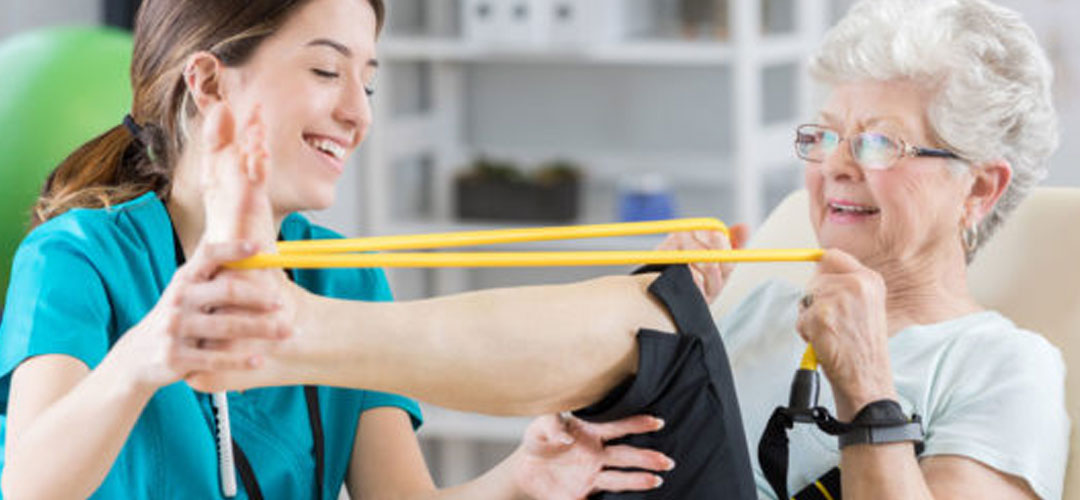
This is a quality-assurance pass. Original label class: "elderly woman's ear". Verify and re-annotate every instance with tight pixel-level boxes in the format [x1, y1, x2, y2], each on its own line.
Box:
[965, 160, 1012, 223]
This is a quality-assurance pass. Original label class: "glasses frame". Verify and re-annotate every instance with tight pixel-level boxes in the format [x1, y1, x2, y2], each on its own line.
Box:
[794, 123, 963, 170]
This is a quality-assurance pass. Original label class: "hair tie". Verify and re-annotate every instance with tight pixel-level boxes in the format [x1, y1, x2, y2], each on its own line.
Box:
[123, 114, 143, 138]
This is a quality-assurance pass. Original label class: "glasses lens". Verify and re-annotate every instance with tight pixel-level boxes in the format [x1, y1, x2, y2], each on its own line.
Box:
[796, 126, 838, 162]
[853, 132, 900, 169]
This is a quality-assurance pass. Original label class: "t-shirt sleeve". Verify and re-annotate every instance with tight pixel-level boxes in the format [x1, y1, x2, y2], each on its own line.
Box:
[0, 229, 112, 382]
[358, 391, 424, 430]
[921, 332, 1068, 500]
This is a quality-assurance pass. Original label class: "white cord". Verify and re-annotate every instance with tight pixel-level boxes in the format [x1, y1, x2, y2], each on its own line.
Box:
[211, 391, 237, 497]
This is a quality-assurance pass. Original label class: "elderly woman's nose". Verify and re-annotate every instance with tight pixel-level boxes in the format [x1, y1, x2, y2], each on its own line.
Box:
[820, 143, 864, 181]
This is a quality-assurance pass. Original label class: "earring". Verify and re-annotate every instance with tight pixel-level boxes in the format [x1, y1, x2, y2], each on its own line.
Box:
[961, 222, 979, 254]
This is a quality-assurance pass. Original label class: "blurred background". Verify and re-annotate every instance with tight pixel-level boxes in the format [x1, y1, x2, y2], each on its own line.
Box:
[1, 0, 1078, 490]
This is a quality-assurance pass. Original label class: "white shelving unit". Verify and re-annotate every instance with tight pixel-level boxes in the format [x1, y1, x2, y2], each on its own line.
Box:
[333, 0, 829, 487]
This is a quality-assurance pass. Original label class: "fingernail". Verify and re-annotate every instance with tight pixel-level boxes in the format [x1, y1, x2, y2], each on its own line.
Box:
[248, 355, 263, 368]
[654, 476, 664, 487]
[653, 417, 665, 430]
[241, 242, 255, 253]
[664, 458, 676, 470]
[559, 434, 575, 445]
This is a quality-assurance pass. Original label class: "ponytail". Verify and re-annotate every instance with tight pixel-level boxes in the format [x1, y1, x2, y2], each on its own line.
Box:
[31, 119, 168, 228]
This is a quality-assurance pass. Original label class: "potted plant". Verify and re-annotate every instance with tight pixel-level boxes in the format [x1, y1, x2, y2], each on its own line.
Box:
[455, 157, 582, 222]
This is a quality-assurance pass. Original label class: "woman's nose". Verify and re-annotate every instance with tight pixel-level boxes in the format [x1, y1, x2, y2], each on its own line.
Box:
[333, 79, 371, 137]
[820, 140, 864, 181]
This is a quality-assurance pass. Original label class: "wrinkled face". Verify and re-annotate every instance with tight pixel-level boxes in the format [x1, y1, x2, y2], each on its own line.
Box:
[805, 80, 972, 268]
[223, 0, 378, 214]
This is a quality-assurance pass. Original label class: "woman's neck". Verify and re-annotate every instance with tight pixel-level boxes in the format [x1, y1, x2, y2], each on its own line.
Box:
[874, 246, 982, 335]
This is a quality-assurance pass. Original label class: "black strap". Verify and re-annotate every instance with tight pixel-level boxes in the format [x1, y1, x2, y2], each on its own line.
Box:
[304, 385, 325, 499]
[233, 443, 264, 500]
[759, 400, 923, 500]
[759, 407, 795, 500]
[170, 221, 325, 499]
[792, 467, 841, 500]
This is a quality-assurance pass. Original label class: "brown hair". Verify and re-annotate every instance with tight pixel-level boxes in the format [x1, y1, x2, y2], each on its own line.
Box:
[32, 0, 385, 227]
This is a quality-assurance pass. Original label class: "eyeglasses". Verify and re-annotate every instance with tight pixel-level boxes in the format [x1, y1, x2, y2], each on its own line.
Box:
[794, 124, 963, 170]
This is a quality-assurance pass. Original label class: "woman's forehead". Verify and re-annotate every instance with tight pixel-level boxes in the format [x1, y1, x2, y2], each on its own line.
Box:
[268, 0, 378, 59]
[818, 81, 933, 138]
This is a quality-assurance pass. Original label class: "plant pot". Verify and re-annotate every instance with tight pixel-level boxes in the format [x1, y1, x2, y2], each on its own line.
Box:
[455, 177, 580, 222]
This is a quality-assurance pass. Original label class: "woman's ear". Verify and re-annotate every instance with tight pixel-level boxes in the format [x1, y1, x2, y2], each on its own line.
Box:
[183, 51, 229, 113]
[965, 160, 1012, 223]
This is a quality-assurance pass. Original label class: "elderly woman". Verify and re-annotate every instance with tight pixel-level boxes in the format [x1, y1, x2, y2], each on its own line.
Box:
[696, 0, 1067, 498]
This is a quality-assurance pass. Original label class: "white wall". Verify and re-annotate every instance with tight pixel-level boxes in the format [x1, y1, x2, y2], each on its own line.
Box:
[995, 0, 1080, 187]
[0, 0, 100, 41]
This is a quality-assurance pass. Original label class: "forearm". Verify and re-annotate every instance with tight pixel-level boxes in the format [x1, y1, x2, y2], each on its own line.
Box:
[2, 354, 156, 499]
[412, 450, 527, 500]
[840, 443, 933, 500]
[282, 274, 673, 415]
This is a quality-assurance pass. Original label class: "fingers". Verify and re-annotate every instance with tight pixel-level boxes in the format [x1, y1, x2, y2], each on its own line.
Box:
[818, 248, 862, 274]
[185, 276, 283, 313]
[178, 312, 291, 341]
[593, 471, 663, 493]
[242, 105, 268, 184]
[184, 241, 259, 281]
[602, 445, 675, 472]
[175, 345, 263, 373]
[591, 414, 664, 441]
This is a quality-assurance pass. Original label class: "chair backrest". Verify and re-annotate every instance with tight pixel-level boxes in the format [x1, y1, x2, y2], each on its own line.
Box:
[713, 187, 1080, 498]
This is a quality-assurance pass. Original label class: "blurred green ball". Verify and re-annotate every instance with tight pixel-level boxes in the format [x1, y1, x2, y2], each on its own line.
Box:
[0, 27, 132, 308]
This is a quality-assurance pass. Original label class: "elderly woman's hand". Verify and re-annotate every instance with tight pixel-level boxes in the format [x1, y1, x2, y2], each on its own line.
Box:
[656, 224, 749, 304]
[795, 249, 898, 421]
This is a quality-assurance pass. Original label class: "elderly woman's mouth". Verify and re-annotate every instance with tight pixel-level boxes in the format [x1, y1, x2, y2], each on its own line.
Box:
[827, 200, 881, 222]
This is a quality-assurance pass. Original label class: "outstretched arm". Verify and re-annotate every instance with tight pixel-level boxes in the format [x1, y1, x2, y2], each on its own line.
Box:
[292, 272, 674, 415]
[189, 102, 679, 415]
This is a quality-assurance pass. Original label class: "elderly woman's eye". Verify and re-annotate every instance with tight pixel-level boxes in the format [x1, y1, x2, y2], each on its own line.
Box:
[855, 133, 898, 168]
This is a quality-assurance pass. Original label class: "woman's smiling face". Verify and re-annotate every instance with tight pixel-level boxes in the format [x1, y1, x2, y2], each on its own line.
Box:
[220, 0, 379, 215]
[805, 80, 975, 268]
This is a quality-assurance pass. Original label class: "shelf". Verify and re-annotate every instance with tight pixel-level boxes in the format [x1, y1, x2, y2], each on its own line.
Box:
[380, 37, 806, 67]
[454, 147, 735, 186]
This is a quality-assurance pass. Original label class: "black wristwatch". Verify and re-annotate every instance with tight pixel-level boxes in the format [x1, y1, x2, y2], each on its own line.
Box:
[837, 399, 925, 452]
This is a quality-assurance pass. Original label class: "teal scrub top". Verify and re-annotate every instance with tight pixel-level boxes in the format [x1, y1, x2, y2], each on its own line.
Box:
[0, 192, 422, 499]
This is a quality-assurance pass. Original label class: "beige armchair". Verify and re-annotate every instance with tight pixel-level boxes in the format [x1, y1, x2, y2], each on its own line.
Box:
[713, 187, 1080, 499]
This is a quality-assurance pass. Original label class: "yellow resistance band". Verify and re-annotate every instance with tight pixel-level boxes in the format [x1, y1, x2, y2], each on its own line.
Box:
[228, 216, 823, 375]
[229, 217, 822, 270]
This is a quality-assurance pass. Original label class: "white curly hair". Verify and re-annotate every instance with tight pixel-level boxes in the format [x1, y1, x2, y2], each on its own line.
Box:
[809, 0, 1059, 260]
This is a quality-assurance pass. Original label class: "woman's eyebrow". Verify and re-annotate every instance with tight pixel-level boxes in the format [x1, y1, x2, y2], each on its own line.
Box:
[306, 38, 352, 57]
[306, 38, 378, 67]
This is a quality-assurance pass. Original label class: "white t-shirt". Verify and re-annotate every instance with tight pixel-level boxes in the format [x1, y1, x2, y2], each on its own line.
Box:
[719, 280, 1070, 500]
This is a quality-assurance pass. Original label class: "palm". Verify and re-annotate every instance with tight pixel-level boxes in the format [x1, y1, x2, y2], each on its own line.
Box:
[514, 415, 668, 500]
[518, 418, 607, 499]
